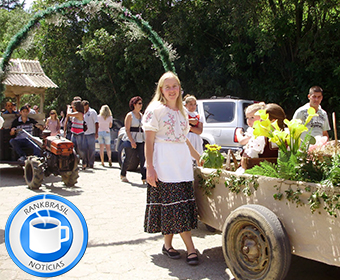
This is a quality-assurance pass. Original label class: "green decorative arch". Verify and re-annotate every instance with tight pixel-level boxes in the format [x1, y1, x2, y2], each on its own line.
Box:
[0, 0, 176, 96]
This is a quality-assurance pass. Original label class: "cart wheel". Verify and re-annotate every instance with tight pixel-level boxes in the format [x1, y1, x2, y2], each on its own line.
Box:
[62, 151, 79, 187]
[222, 204, 291, 280]
[24, 156, 44, 189]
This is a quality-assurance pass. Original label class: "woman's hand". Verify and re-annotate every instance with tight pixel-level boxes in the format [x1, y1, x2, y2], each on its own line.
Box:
[146, 166, 158, 187]
[131, 140, 137, 149]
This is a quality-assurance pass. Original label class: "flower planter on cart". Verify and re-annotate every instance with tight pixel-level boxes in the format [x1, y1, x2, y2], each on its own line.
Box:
[194, 167, 340, 280]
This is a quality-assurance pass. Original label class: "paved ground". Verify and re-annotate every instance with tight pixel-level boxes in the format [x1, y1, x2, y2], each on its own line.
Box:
[0, 162, 339, 280]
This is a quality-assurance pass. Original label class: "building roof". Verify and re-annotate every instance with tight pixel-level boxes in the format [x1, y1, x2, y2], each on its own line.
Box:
[1, 58, 58, 89]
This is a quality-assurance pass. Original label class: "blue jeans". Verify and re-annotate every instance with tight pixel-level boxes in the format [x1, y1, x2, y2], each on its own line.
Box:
[120, 141, 146, 180]
[84, 133, 96, 167]
[10, 138, 41, 158]
[71, 133, 85, 164]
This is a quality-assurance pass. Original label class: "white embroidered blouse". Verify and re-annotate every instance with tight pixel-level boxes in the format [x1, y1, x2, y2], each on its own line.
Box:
[142, 101, 190, 143]
[142, 101, 193, 183]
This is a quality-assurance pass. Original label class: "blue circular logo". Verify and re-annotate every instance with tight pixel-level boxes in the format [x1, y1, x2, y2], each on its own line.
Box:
[5, 194, 88, 277]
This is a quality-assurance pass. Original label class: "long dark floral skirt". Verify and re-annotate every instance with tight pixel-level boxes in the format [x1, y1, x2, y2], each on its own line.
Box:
[144, 180, 198, 235]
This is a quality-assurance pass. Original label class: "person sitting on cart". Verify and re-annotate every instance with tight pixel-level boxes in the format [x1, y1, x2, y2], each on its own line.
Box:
[9, 106, 44, 162]
[237, 103, 286, 173]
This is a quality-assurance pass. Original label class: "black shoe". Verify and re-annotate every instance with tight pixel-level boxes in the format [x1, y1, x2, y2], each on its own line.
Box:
[162, 245, 181, 259]
[186, 252, 199, 265]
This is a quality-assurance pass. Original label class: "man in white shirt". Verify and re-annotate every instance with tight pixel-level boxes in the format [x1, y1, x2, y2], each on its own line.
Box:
[292, 86, 330, 140]
[82, 100, 99, 168]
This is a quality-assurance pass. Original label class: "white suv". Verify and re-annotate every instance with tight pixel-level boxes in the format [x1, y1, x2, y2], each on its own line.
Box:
[196, 96, 255, 154]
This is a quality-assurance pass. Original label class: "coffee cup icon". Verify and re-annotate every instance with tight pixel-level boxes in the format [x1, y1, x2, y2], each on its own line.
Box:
[29, 217, 69, 254]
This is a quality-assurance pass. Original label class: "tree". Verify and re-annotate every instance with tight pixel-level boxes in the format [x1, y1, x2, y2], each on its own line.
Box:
[0, 0, 24, 10]
[24, 0, 166, 117]
[0, 7, 31, 57]
[2, 0, 340, 136]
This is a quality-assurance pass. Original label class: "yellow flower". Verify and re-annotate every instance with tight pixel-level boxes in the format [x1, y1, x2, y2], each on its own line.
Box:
[205, 144, 221, 151]
[271, 120, 281, 131]
[253, 119, 272, 138]
[284, 119, 307, 138]
[284, 118, 302, 129]
[289, 120, 308, 139]
[270, 130, 288, 151]
[255, 109, 269, 120]
[305, 107, 318, 125]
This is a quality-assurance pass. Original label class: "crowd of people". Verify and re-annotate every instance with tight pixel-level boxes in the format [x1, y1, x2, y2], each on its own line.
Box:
[0, 71, 332, 267]
[0, 98, 114, 169]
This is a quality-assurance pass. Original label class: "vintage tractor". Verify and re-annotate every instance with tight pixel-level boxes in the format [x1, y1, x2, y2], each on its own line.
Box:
[21, 129, 79, 189]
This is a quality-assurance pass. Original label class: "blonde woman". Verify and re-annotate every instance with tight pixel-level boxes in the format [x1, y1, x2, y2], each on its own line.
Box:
[97, 105, 113, 166]
[142, 72, 201, 266]
[45, 109, 61, 136]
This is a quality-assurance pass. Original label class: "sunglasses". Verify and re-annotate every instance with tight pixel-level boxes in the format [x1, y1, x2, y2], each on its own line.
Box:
[50, 113, 56, 115]
[137, 102, 143, 105]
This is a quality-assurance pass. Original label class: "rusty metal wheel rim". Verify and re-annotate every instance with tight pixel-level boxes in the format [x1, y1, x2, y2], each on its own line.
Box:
[227, 220, 270, 278]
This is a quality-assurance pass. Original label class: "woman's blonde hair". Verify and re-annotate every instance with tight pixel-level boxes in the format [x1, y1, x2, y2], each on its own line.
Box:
[50, 109, 58, 118]
[152, 72, 186, 117]
[99, 105, 112, 120]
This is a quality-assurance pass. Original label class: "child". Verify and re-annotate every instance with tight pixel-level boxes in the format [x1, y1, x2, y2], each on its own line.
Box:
[184, 94, 203, 157]
[236, 102, 265, 146]
[237, 103, 286, 173]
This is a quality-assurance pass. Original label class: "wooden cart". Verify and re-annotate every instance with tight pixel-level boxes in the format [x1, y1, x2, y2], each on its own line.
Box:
[194, 167, 340, 280]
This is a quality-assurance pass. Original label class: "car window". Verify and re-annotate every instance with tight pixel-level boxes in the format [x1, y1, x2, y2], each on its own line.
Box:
[203, 102, 235, 123]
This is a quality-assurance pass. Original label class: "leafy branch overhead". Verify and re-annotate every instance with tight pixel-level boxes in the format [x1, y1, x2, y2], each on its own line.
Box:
[0, 0, 176, 108]
[1, 0, 340, 133]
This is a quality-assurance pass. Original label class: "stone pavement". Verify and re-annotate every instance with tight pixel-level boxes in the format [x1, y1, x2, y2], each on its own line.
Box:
[0, 162, 339, 280]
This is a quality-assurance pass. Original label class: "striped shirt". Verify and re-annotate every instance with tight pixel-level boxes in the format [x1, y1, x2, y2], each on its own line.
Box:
[71, 116, 84, 135]
[11, 117, 37, 139]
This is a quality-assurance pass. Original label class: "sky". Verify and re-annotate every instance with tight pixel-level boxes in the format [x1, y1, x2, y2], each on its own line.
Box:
[24, 0, 34, 10]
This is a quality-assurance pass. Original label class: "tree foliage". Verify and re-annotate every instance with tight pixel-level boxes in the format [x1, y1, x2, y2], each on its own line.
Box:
[1, 0, 340, 137]
[0, 0, 24, 10]
[0, 7, 31, 58]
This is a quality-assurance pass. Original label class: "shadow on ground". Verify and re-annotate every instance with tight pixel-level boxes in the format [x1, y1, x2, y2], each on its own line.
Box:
[87, 233, 163, 248]
[0, 167, 24, 187]
[284, 255, 340, 280]
[151, 246, 229, 280]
